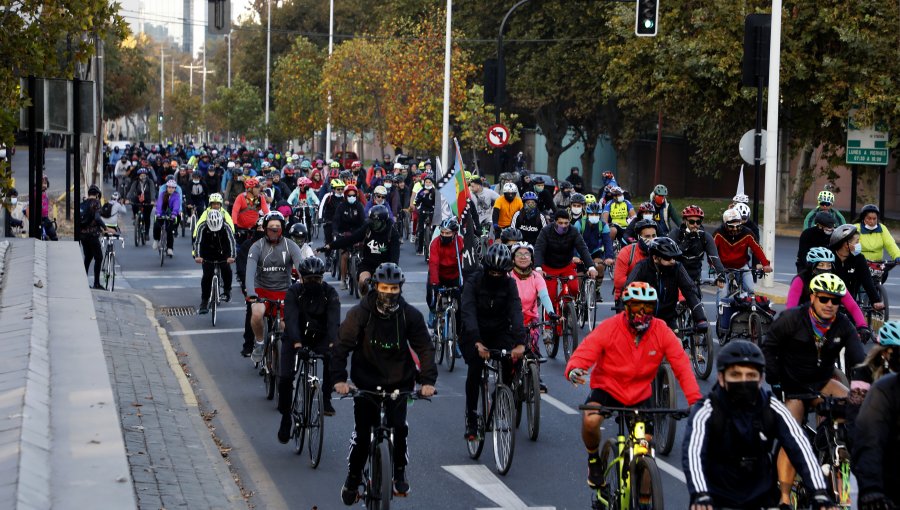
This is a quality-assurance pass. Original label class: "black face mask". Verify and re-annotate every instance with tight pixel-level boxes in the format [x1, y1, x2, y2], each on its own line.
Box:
[725, 381, 760, 408]
[376, 291, 401, 315]
[658, 264, 676, 275]
[504, 193, 515, 202]
[440, 236, 453, 245]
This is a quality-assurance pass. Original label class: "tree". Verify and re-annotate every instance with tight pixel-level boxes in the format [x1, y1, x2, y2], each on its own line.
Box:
[166, 83, 202, 140]
[103, 34, 152, 121]
[456, 84, 521, 167]
[272, 36, 324, 145]
[207, 78, 263, 138]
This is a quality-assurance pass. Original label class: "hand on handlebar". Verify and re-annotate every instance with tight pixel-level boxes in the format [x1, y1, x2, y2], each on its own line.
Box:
[568, 368, 587, 385]
[419, 384, 436, 398]
[510, 344, 525, 363]
[547, 311, 560, 321]
[587, 266, 598, 277]
[873, 302, 886, 311]
[475, 342, 490, 360]
[760, 264, 773, 273]
[194, 257, 203, 263]
[334, 382, 354, 395]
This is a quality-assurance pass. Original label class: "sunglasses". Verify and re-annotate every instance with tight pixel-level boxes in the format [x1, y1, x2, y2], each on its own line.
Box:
[816, 295, 840, 305]
[375, 194, 386, 199]
[686, 219, 702, 225]
[626, 302, 655, 314]
[820, 202, 832, 207]
[726, 222, 742, 229]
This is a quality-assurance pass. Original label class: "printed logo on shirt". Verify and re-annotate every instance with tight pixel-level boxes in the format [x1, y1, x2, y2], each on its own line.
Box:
[366, 239, 386, 254]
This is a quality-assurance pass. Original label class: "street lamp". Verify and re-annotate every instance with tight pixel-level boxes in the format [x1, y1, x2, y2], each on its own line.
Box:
[324, 0, 334, 161]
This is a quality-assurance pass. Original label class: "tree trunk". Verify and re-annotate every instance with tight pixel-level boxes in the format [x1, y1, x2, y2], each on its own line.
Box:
[535, 104, 577, 181]
[578, 117, 601, 192]
[788, 143, 815, 218]
[858, 166, 880, 206]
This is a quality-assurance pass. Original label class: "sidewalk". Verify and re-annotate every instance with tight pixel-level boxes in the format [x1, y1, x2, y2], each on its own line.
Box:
[93, 290, 246, 510]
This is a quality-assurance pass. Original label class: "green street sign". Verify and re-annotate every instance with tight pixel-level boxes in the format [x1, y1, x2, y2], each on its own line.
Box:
[847, 109, 889, 166]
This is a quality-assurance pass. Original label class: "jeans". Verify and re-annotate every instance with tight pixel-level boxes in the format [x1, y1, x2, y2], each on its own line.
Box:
[716, 264, 754, 308]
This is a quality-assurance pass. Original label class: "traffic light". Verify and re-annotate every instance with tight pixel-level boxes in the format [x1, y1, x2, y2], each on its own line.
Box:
[158, 111, 163, 124]
[635, 0, 659, 37]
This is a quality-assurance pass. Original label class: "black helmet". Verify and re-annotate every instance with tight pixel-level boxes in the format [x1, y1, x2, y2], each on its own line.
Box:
[298, 256, 326, 276]
[570, 193, 586, 205]
[860, 204, 880, 216]
[440, 217, 459, 233]
[368, 205, 391, 232]
[716, 340, 765, 373]
[373, 262, 405, 285]
[559, 180, 573, 190]
[263, 211, 286, 230]
[632, 218, 658, 235]
[648, 237, 682, 259]
[88, 184, 102, 198]
[500, 227, 523, 244]
[483, 243, 513, 272]
[288, 223, 308, 243]
[7, 187, 18, 196]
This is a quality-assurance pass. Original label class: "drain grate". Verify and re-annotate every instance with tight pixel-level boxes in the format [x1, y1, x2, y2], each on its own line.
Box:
[159, 306, 196, 317]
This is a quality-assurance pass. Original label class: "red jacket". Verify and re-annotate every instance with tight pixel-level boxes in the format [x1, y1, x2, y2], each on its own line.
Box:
[713, 226, 770, 269]
[231, 191, 270, 230]
[565, 313, 702, 406]
[613, 243, 647, 299]
[428, 235, 464, 285]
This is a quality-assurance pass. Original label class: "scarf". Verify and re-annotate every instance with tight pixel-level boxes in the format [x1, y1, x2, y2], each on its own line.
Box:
[512, 266, 533, 278]
[808, 306, 835, 345]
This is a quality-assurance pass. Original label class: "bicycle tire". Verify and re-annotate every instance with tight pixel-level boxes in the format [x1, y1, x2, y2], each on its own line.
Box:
[109, 252, 117, 292]
[348, 255, 358, 297]
[630, 455, 664, 509]
[691, 329, 713, 380]
[584, 279, 596, 329]
[265, 334, 279, 401]
[368, 439, 392, 510]
[546, 319, 560, 359]
[492, 384, 516, 475]
[466, 375, 488, 460]
[653, 363, 677, 455]
[210, 275, 219, 327]
[292, 372, 307, 455]
[598, 438, 624, 510]
[159, 233, 166, 267]
[134, 219, 140, 247]
[526, 360, 541, 441]
[101, 251, 111, 290]
[446, 306, 457, 372]
[748, 311, 763, 345]
[562, 301, 579, 362]
[308, 381, 325, 468]
[433, 315, 445, 366]
[591, 293, 601, 330]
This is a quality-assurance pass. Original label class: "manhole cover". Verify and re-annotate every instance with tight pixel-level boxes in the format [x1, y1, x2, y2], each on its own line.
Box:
[159, 306, 196, 317]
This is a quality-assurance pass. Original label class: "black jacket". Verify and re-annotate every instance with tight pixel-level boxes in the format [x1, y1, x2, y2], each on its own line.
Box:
[625, 258, 706, 324]
[460, 270, 525, 353]
[534, 224, 593, 269]
[852, 373, 900, 504]
[762, 303, 864, 392]
[283, 280, 340, 349]
[833, 252, 880, 303]
[512, 209, 546, 245]
[331, 293, 437, 391]
[235, 233, 262, 285]
[670, 227, 725, 282]
[192, 223, 236, 260]
[534, 188, 555, 215]
[333, 200, 366, 234]
[329, 223, 400, 269]
[795, 226, 832, 272]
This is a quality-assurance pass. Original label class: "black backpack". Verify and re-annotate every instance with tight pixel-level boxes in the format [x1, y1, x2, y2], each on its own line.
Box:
[79, 200, 97, 228]
[100, 202, 114, 218]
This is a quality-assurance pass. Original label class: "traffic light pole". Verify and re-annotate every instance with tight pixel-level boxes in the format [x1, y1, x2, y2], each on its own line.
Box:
[494, 0, 530, 181]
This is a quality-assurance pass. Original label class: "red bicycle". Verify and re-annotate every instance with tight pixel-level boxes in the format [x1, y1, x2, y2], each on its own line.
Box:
[543, 274, 581, 362]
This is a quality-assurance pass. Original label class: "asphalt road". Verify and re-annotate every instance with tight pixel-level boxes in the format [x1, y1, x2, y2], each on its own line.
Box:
[100, 208, 884, 509]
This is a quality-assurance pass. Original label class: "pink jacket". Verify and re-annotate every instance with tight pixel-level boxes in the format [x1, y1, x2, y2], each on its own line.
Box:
[786, 276, 866, 328]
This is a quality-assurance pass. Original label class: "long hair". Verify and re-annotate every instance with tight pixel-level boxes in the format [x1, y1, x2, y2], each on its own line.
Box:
[857, 344, 893, 382]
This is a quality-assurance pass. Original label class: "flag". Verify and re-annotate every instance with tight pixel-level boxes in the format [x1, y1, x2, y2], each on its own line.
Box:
[436, 139, 471, 221]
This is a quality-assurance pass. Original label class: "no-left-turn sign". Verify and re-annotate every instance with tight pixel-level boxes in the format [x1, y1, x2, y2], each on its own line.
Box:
[487, 124, 510, 148]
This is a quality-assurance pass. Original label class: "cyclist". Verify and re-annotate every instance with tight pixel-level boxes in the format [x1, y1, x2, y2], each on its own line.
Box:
[460, 244, 526, 439]
[803, 190, 846, 229]
[414, 174, 436, 255]
[153, 180, 181, 256]
[670, 205, 725, 291]
[713, 208, 772, 305]
[277, 256, 341, 443]
[762, 273, 865, 508]
[534, 209, 599, 309]
[581, 202, 615, 294]
[601, 186, 635, 242]
[532, 176, 555, 216]
[854, 204, 900, 262]
[322, 204, 398, 294]
[100, 192, 128, 233]
[231, 177, 270, 242]
[649, 184, 680, 236]
[795, 211, 836, 272]
[567, 193, 587, 231]
[683, 341, 835, 510]
[510, 242, 557, 371]
[333, 263, 436, 503]
[848, 322, 900, 450]
[510, 191, 546, 245]
[244, 211, 306, 363]
[193, 209, 236, 313]
[269, 171, 291, 203]
[127, 168, 156, 240]
[426, 217, 464, 326]
[80, 185, 110, 289]
[621, 201, 656, 244]
[499, 226, 523, 248]
[318, 179, 345, 243]
[193, 193, 234, 235]
[553, 180, 574, 210]
[236, 217, 265, 357]
[364, 185, 394, 219]
[612, 219, 657, 301]
[566, 282, 702, 492]
[829, 224, 884, 311]
[223, 164, 247, 208]
[287, 223, 315, 261]
[332, 184, 366, 289]
[491, 182, 523, 238]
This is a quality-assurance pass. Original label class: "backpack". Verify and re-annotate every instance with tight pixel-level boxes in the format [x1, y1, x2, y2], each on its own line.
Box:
[79, 200, 96, 228]
[100, 202, 114, 219]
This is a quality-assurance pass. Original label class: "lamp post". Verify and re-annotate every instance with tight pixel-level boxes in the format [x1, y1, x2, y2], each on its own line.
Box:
[324, 0, 334, 160]
[264, 0, 272, 148]
[493, 0, 530, 180]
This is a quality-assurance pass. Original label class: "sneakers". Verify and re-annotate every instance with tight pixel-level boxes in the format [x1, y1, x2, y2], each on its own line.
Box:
[152, 240, 159, 250]
[250, 341, 264, 363]
[340, 280, 348, 290]
[539, 381, 548, 394]
[464, 415, 478, 440]
[323, 400, 336, 417]
[393, 466, 409, 496]
[223, 291, 231, 303]
[587, 451, 604, 488]
[198, 302, 209, 315]
[341, 474, 361, 505]
[277, 414, 292, 444]
[240, 346, 252, 358]
[166, 248, 173, 257]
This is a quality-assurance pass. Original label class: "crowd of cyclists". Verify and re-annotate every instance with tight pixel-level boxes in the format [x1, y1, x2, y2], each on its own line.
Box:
[89, 141, 900, 509]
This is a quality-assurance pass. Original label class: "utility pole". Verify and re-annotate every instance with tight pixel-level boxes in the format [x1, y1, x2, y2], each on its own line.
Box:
[325, 0, 334, 159]
[181, 62, 203, 94]
[160, 48, 166, 144]
[264, 0, 272, 148]
[199, 46, 215, 143]
[227, 32, 232, 88]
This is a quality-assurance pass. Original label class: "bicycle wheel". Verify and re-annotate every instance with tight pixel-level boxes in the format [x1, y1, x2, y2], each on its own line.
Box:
[562, 301, 579, 362]
[348, 256, 358, 297]
[265, 334, 279, 401]
[101, 251, 111, 289]
[492, 385, 516, 475]
[433, 314, 445, 366]
[134, 220, 140, 247]
[691, 329, 713, 380]
[652, 363, 677, 455]
[307, 381, 325, 468]
[210, 275, 219, 327]
[108, 252, 116, 292]
[367, 439, 392, 510]
[159, 235, 166, 267]
[525, 360, 541, 441]
[630, 456, 664, 510]
[446, 307, 457, 372]
[292, 376, 307, 455]
[598, 439, 624, 510]
[584, 279, 596, 330]
[466, 375, 488, 460]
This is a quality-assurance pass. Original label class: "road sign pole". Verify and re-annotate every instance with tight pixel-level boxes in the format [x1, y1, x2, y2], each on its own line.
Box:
[850, 165, 858, 220]
[880, 165, 886, 216]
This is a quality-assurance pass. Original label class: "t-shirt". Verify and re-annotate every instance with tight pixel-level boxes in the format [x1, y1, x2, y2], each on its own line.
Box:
[603, 200, 633, 226]
[493, 195, 523, 227]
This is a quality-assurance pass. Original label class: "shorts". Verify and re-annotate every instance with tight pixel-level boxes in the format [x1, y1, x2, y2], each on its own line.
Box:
[585, 387, 651, 409]
[254, 288, 286, 316]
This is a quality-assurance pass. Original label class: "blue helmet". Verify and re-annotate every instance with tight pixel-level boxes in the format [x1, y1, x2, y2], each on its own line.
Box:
[522, 191, 538, 202]
[806, 246, 835, 265]
[877, 321, 900, 346]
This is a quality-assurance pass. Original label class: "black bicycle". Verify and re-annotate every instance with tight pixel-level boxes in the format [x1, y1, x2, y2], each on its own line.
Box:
[651, 363, 678, 455]
[857, 259, 895, 331]
[514, 321, 553, 441]
[100, 232, 125, 292]
[716, 268, 773, 346]
[133, 206, 148, 247]
[466, 348, 518, 475]
[256, 297, 284, 402]
[432, 286, 460, 372]
[290, 348, 326, 468]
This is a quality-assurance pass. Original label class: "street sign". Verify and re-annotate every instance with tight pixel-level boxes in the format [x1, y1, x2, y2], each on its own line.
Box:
[739, 128, 767, 165]
[487, 124, 510, 148]
[847, 109, 889, 166]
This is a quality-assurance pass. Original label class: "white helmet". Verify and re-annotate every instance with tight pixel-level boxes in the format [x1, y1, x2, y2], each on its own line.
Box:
[227, 161, 236, 169]
[722, 208, 742, 224]
[211, 149, 218, 156]
[732, 193, 749, 204]
[502, 182, 518, 194]
[393, 162, 404, 170]
[734, 202, 751, 220]
[374, 185, 388, 195]
[207, 209, 224, 232]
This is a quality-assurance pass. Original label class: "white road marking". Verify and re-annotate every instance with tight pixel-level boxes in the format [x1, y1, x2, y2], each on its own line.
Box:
[443, 464, 556, 510]
[541, 394, 579, 415]
[168, 328, 244, 336]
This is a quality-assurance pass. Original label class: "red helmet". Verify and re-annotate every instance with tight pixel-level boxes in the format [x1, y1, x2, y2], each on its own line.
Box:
[344, 184, 359, 195]
[244, 177, 259, 189]
[638, 201, 654, 213]
[351, 161, 362, 168]
[283, 166, 295, 176]
[681, 205, 704, 218]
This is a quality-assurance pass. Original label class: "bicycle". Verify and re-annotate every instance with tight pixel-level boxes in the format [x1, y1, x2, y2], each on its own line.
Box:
[256, 297, 284, 402]
[290, 347, 326, 468]
[651, 363, 678, 455]
[674, 281, 717, 380]
[155, 215, 173, 267]
[342, 388, 432, 510]
[416, 209, 434, 258]
[578, 404, 689, 509]
[577, 272, 599, 330]
[466, 348, 518, 475]
[785, 393, 852, 509]
[207, 261, 227, 327]
[514, 321, 553, 441]
[100, 233, 125, 292]
[40, 218, 57, 241]
[716, 268, 774, 346]
[432, 286, 460, 372]
[347, 243, 362, 298]
[474, 220, 492, 264]
[132, 206, 148, 247]
[543, 274, 581, 362]
[181, 204, 198, 239]
[856, 259, 895, 331]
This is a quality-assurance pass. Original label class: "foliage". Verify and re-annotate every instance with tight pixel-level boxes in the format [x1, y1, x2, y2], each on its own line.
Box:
[103, 34, 153, 120]
[272, 36, 324, 144]
[207, 78, 264, 138]
[456, 83, 521, 153]
[165, 82, 202, 139]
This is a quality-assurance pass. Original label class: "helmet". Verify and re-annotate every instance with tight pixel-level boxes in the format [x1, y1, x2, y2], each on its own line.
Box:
[500, 172, 515, 182]
[440, 217, 459, 233]
[829, 224, 858, 247]
[860, 204, 880, 217]
[263, 211, 286, 229]
[522, 191, 538, 202]
[482, 243, 513, 272]
[806, 247, 835, 265]
[584, 194, 598, 204]
[586, 203, 602, 215]
[559, 180, 573, 190]
[716, 340, 765, 372]
[263, 188, 275, 200]
[300, 159, 312, 169]
[283, 166, 295, 176]
[368, 205, 391, 232]
[7, 187, 17, 196]
[511, 242, 534, 259]
[732, 193, 750, 204]
[351, 161, 362, 169]
[681, 205, 704, 218]
[206, 209, 224, 232]
[653, 184, 668, 196]
[809, 273, 847, 297]
[722, 208, 742, 224]
[315, 159, 324, 166]
[570, 193, 586, 204]
[328, 160, 340, 169]
[393, 162, 403, 170]
[817, 190, 836, 204]
[502, 182, 518, 194]
[330, 179, 345, 189]
[298, 256, 326, 276]
[876, 320, 900, 346]
[227, 161, 236, 169]
[373, 185, 388, 196]
[734, 203, 751, 220]
[632, 219, 657, 234]
[638, 201, 654, 213]
[373, 262, 405, 285]
[288, 222, 308, 243]
[111, 191, 120, 201]
[88, 184, 102, 197]
[298, 177, 312, 187]
[137, 168, 149, 176]
[192, 170, 202, 179]
[344, 184, 359, 195]
[609, 186, 624, 195]
[622, 281, 658, 303]
[648, 237, 683, 259]
[244, 177, 259, 189]
[208, 193, 224, 205]
[500, 227, 523, 244]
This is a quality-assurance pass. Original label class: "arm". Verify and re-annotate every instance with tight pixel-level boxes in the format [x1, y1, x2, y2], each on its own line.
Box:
[533, 228, 548, 267]
[882, 226, 900, 259]
[325, 286, 341, 343]
[802, 209, 816, 229]
[287, 187, 300, 206]
[317, 195, 328, 220]
[428, 237, 440, 285]
[770, 397, 828, 493]
[231, 194, 243, 222]
[244, 241, 260, 295]
[563, 324, 605, 379]
[703, 232, 726, 275]
[331, 308, 362, 384]
[406, 309, 438, 386]
[283, 283, 303, 346]
[682, 400, 712, 497]
[329, 223, 367, 250]
[613, 247, 631, 298]
[761, 318, 782, 386]
[507, 280, 526, 345]
[388, 228, 400, 264]
[841, 292, 868, 328]
[601, 228, 614, 259]
[857, 256, 882, 302]
[851, 380, 893, 497]
[459, 277, 481, 347]
[192, 224, 204, 258]
[745, 235, 770, 266]
[677, 264, 706, 322]
[841, 327, 866, 372]
[786, 277, 804, 308]
[573, 229, 594, 265]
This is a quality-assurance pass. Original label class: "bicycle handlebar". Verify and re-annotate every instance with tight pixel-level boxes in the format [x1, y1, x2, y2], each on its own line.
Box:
[340, 387, 436, 402]
[577, 404, 691, 420]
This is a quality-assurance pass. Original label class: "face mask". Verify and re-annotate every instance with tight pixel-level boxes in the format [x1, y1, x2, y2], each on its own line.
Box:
[347, 196, 357, 204]
[654, 196, 665, 205]
[534, 185, 544, 193]
[616, 196, 624, 203]
[440, 236, 453, 245]
[627, 308, 653, 332]
[555, 224, 569, 235]
[724, 380, 760, 408]
[658, 264, 676, 275]
[9, 198, 17, 205]
[192, 179, 200, 184]
[562, 191, 571, 198]
[570, 206, 583, 216]
[335, 191, 344, 197]
[384, 182, 393, 189]
[376, 291, 401, 315]
[266, 228, 282, 243]
[424, 184, 434, 190]
[588, 215, 600, 224]
[864, 223, 877, 230]
[822, 227, 834, 235]
[852, 243, 862, 256]
[504, 193, 516, 202]
[642, 214, 653, 221]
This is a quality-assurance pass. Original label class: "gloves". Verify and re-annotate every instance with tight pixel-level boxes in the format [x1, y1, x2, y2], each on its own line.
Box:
[810, 490, 836, 510]
[857, 326, 873, 344]
[548, 311, 560, 321]
[690, 493, 713, 506]
[694, 320, 709, 333]
[770, 383, 784, 401]
[859, 493, 895, 510]
[567, 367, 587, 384]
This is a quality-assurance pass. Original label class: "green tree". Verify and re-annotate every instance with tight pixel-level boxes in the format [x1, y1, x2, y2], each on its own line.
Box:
[166, 82, 202, 140]
[456, 83, 521, 165]
[103, 34, 152, 120]
[272, 36, 324, 145]
[207, 78, 263, 138]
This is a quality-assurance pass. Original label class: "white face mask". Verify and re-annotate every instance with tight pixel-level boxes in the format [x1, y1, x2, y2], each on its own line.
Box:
[424, 184, 433, 190]
[864, 223, 877, 230]
[642, 214, 653, 221]
[9, 197, 17, 205]
[347, 196, 357, 204]
[385, 182, 393, 189]
[616, 196, 624, 203]
[571, 206, 583, 216]
[852, 243, 862, 256]
[588, 216, 600, 224]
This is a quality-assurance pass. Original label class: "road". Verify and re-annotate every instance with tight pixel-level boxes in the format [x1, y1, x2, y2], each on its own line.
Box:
[102, 214, 883, 509]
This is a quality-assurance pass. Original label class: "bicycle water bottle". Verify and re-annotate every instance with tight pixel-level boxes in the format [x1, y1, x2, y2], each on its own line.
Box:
[633, 422, 649, 456]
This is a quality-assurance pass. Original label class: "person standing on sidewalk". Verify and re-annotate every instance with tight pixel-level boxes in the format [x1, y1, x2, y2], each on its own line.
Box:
[80, 185, 108, 289]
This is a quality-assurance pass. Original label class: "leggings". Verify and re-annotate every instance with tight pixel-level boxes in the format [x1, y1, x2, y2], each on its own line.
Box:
[81, 236, 103, 286]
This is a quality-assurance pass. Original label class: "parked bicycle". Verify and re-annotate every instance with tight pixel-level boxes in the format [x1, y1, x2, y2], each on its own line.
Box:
[100, 233, 125, 292]
[466, 348, 518, 475]
[432, 286, 460, 372]
[290, 347, 326, 468]
[543, 274, 581, 361]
